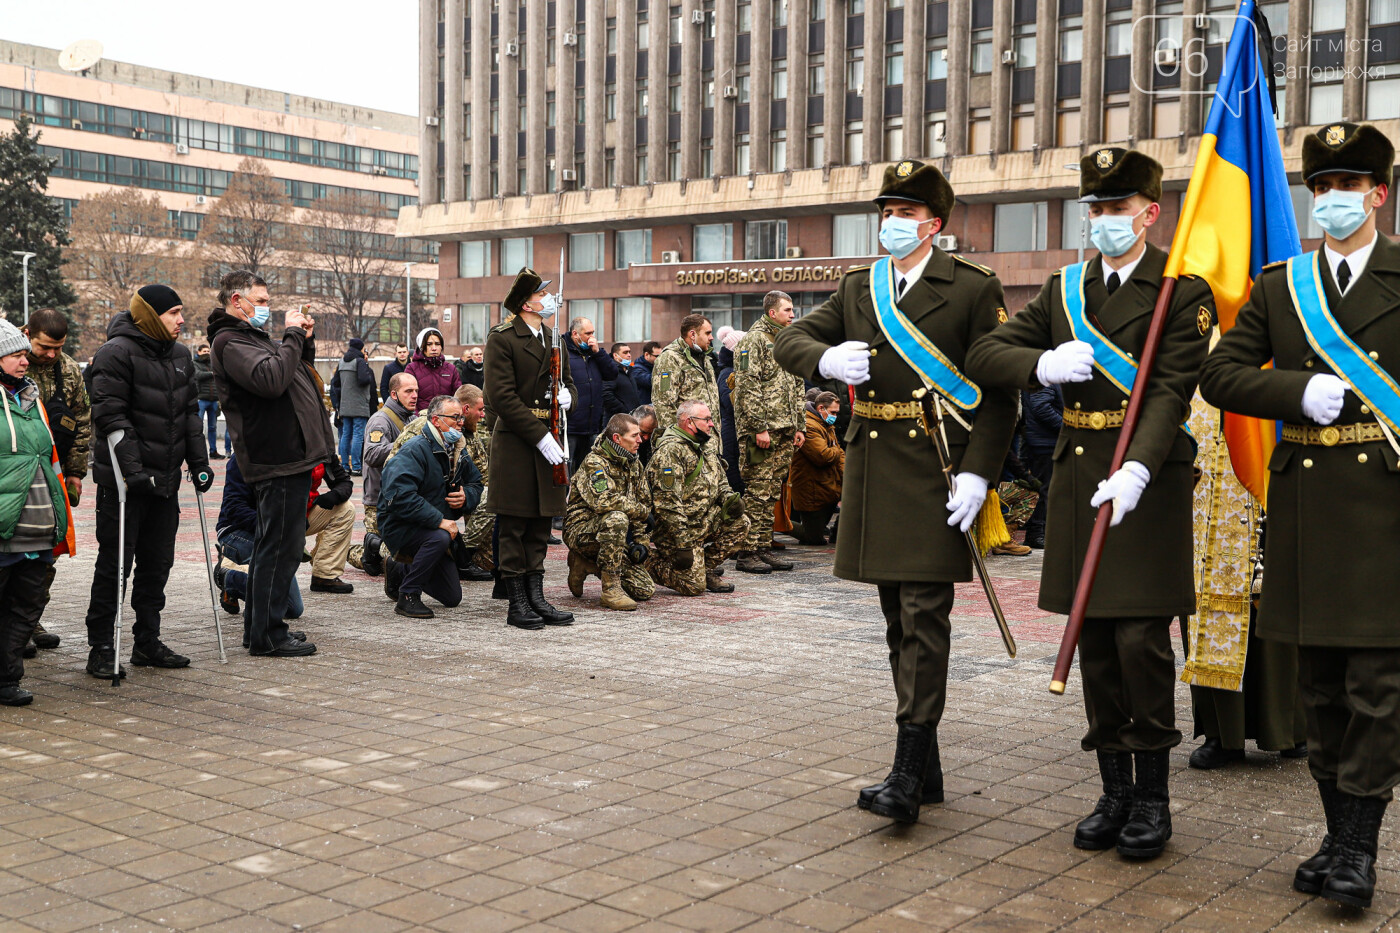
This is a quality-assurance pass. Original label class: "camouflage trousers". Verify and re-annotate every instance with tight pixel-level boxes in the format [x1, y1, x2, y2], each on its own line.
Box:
[565, 511, 655, 601]
[739, 429, 797, 550]
[347, 505, 379, 571]
[647, 508, 750, 596]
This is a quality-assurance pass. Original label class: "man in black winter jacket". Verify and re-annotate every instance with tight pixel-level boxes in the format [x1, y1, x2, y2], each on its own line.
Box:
[208, 271, 334, 658]
[564, 317, 619, 472]
[83, 285, 212, 679]
[602, 342, 642, 419]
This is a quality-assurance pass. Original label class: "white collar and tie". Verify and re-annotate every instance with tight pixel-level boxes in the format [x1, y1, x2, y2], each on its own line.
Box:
[893, 249, 934, 301]
[1101, 252, 1143, 295]
[1324, 232, 1378, 296]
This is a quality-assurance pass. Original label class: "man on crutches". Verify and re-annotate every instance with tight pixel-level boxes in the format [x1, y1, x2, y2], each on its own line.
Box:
[83, 285, 212, 679]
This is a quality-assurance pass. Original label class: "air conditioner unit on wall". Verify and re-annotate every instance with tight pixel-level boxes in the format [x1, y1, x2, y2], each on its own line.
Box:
[195, 195, 207, 205]
[936, 234, 958, 251]
[661, 250, 681, 263]
[71, 119, 82, 130]
[505, 41, 519, 56]
[175, 143, 190, 154]
[425, 115, 440, 126]
[722, 85, 738, 99]
[561, 168, 578, 181]
[562, 31, 577, 46]
[785, 246, 803, 259]
[690, 9, 705, 24]
[1001, 50, 1017, 65]
[1154, 48, 1179, 67]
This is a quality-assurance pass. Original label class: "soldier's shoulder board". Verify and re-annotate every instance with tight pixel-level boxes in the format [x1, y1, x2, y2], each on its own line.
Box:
[1259, 259, 1289, 274]
[490, 321, 513, 334]
[844, 264, 871, 274]
[953, 255, 995, 276]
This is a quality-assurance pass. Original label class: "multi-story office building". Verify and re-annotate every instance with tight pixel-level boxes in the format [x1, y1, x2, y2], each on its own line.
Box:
[0, 40, 436, 351]
[403, 0, 1400, 354]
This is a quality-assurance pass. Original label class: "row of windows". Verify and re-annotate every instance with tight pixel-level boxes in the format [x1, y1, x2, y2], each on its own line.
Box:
[455, 296, 652, 346]
[0, 88, 419, 180]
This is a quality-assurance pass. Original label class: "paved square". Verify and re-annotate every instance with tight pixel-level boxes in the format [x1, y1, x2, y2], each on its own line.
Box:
[0, 475, 1391, 930]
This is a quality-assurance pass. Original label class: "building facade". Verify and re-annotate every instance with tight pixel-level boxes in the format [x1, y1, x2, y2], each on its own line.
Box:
[402, 0, 1400, 352]
[0, 40, 437, 353]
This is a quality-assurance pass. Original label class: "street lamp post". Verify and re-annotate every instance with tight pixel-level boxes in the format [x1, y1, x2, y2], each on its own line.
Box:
[404, 262, 417, 346]
[11, 251, 36, 320]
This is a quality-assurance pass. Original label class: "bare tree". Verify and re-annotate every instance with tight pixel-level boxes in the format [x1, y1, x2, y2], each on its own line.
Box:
[195, 157, 290, 282]
[300, 191, 406, 348]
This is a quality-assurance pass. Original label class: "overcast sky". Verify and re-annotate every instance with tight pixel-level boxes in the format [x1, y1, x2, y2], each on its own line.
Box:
[6, 1, 419, 115]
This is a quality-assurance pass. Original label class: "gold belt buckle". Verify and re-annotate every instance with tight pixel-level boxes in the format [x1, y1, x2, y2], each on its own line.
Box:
[1088, 411, 1108, 430]
[1318, 426, 1341, 447]
[879, 403, 897, 421]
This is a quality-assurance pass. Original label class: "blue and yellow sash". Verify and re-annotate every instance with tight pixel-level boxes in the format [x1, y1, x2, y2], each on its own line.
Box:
[1287, 252, 1400, 437]
[868, 257, 982, 410]
[1059, 261, 1143, 396]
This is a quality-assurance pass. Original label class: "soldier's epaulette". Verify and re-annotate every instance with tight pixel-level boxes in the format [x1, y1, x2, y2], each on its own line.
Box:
[953, 255, 995, 276]
[844, 264, 871, 274]
[1259, 259, 1289, 274]
[490, 321, 513, 333]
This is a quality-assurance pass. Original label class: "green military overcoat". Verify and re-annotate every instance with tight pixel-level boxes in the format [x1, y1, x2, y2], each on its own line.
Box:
[1200, 235, 1400, 647]
[774, 248, 1019, 583]
[482, 315, 576, 518]
[965, 243, 1215, 617]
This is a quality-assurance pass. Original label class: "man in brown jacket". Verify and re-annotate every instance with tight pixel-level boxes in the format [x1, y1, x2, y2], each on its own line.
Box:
[788, 391, 844, 545]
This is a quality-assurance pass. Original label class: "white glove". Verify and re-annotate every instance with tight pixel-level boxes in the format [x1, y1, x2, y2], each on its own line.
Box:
[1301, 374, 1347, 426]
[1037, 340, 1096, 386]
[818, 341, 872, 385]
[1089, 461, 1151, 527]
[945, 472, 989, 533]
[536, 434, 566, 465]
[556, 386, 572, 411]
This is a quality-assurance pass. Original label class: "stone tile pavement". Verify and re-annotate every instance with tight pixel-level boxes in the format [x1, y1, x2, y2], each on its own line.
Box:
[0, 474, 1393, 930]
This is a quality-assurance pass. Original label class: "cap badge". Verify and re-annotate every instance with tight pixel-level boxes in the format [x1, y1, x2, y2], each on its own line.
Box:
[1326, 124, 1346, 147]
[1095, 149, 1115, 169]
[895, 160, 915, 178]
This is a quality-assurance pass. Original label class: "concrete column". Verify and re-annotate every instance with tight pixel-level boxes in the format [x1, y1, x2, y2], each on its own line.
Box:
[526, 0, 547, 193]
[989, 0, 1011, 153]
[1344, 0, 1365, 120]
[420, 0, 441, 204]
[863, 0, 887, 163]
[787, 0, 810, 171]
[647, 2, 667, 182]
[1033, 0, 1057, 150]
[1181, 0, 1205, 141]
[1287, 0, 1312, 128]
[500, 5, 521, 197]
[752, 0, 773, 172]
[618, 0, 638, 185]
[715, 0, 736, 176]
[681, 0, 702, 178]
[946, 0, 970, 155]
[823, 3, 845, 166]
[467, 0, 487, 200]
[1128, 0, 1152, 142]
[903, 0, 927, 158]
[560, 0, 578, 185]
[1081, 0, 1105, 146]
[585, 0, 606, 187]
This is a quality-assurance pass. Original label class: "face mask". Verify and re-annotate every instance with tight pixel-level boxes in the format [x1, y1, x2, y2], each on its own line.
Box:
[691, 427, 710, 446]
[824, 413, 837, 425]
[1313, 187, 1376, 240]
[250, 306, 270, 328]
[442, 426, 462, 445]
[879, 216, 929, 260]
[1088, 206, 1148, 258]
[535, 293, 559, 319]
[620, 358, 633, 367]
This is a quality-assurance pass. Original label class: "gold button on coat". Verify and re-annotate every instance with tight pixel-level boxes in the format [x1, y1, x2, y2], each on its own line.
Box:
[1362, 405, 1372, 414]
[1370, 351, 1380, 360]
[869, 430, 879, 439]
[869, 347, 878, 356]
[1074, 402, 1082, 410]
[1305, 360, 1314, 368]
[1359, 453, 1369, 463]
[868, 390, 876, 398]
[1074, 446, 1085, 455]
[908, 429, 918, 438]
[1303, 458, 1314, 468]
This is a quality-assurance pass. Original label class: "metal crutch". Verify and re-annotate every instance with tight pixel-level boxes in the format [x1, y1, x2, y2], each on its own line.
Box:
[106, 430, 127, 688]
[191, 472, 228, 663]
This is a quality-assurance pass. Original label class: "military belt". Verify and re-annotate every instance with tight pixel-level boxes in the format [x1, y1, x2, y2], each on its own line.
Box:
[1281, 422, 1386, 447]
[853, 399, 922, 421]
[528, 407, 550, 420]
[1062, 408, 1126, 430]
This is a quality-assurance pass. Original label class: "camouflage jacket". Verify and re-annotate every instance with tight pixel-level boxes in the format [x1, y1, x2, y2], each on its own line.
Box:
[732, 313, 804, 436]
[565, 435, 651, 541]
[651, 337, 720, 431]
[27, 351, 91, 480]
[647, 425, 730, 549]
[463, 423, 489, 486]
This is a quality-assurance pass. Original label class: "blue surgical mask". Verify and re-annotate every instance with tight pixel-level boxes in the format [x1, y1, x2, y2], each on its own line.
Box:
[620, 358, 633, 367]
[442, 427, 462, 445]
[1088, 206, 1148, 258]
[250, 306, 270, 328]
[1313, 187, 1376, 240]
[878, 216, 929, 260]
[824, 413, 837, 425]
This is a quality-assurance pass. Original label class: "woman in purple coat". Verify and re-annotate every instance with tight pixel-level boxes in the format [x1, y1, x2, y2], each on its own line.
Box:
[404, 327, 461, 402]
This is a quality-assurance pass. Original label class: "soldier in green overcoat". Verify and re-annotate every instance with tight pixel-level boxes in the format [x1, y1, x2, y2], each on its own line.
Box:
[774, 160, 1018, 825]
[1200, 122, 1400, 909]
[965, 148, 1215, 861]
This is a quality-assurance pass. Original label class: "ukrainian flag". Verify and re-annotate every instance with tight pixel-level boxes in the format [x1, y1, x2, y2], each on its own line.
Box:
[1165, 0, 1299, 504]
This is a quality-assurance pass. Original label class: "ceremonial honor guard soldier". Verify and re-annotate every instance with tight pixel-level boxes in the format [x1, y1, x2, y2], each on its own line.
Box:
[483, 269, 577, 630]
[1201, 122, 1400, 909]
[774, 160, 1018, 825]
[966, 148, 1216, 860]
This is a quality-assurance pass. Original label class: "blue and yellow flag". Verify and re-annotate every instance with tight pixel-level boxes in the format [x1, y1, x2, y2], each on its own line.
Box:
[1164, 0, 1299, 504]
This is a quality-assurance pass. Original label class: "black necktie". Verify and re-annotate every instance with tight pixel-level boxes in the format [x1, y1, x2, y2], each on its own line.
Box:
[1106, 272, 1120, 295]
[1338, 259, 1352, 293]
[897, 277, 907, 298]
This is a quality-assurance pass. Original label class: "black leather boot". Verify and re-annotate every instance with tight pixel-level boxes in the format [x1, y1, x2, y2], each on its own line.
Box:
[492, 572, 508, 600]
[1116, 750, 1172, 859]
[361, 534, 384, 576]
[505, 576, 545, 630]
[525, 573, 574, 626]
[868, 723, 934, 823]
[859, 731, 944, 810]
[1294, 779, 1341, 895]
[1073, 751, 1134, 850]
[1321, 794, 1387, 909]
[383, 560, 404, 601]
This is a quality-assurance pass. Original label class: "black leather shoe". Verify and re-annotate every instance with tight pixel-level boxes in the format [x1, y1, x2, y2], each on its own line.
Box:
[505, 576, 545, 630]
[1117, 750, 1173, 859]
[130, 641, 191, 668]
[1295, 780, 1340, 895]
[395, 591, 435, 619]
[869, 723, 934, 823]
[0, 686, 33, 706]
[1188, 737, 1245, 770]
[22, 641, 36, 659]
[1073, 751, 1134, 850]
[242, 630, 305, 649]
[548, 534, 563, 545]
[1025, 534, 1045, 549]
[384, 561, 404, 601]
[859, 733, 944, 810]
[209, 451, 226, 460]
[492, 573, 508, 600]
[525, 573, 574, 625]
[1321, 794, 1387, 909]
[459, 563, 493, 582]
[360, 534, 385, 576]
[1280, 741, 1309, 759]
[86, 646, 127, 680]
[31, 623, 59, 650]
[310, 576, 354, 593]
[251, 639, 317, 657]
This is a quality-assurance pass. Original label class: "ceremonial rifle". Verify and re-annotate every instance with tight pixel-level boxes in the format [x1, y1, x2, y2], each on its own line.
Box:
[548, 249, 569, 487]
